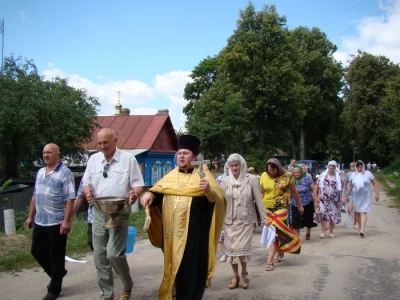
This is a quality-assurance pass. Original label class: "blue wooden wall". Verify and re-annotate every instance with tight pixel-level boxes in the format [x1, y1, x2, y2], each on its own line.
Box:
[135, 151, 176, 187]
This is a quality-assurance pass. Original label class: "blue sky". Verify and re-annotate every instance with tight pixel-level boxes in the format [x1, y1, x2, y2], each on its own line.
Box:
[2, 0, 399, 130]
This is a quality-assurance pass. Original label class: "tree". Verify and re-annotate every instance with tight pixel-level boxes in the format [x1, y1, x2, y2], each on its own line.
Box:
[183, 56, 218, 120]
[342, 51, 400, 165]
[382, 74, 400, 159]
[217, 3, 305, 155]
[0, 55, 100, 181]
[290, 26, 344, 159]
[186, 78, 251, 159]
[182, 2, 347, 164]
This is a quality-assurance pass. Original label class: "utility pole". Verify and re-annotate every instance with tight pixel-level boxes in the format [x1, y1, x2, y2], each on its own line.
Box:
[0, 19, 4, 71]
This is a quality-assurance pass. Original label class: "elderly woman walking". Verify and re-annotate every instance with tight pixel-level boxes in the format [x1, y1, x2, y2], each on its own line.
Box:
[316, 161, 343, 238]
[260, 158, 303, 272]
[221, 154, 267, 289]
[345, 160, 379, 237]
[291, 165, 318, 240]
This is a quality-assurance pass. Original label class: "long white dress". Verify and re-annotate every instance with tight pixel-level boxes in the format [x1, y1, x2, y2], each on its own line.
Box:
[349, 171, 375, 213]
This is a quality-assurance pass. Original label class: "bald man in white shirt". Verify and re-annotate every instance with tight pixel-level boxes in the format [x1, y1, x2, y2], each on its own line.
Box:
[82, 128, 144, 300]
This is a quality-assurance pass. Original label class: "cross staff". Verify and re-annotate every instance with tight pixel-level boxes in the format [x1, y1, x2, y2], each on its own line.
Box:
[191, 154, 210, 179]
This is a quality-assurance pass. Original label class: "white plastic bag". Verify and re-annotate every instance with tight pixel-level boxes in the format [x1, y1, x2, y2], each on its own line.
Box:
[344, 213, 353, 229]
[260, 225, 276, 248]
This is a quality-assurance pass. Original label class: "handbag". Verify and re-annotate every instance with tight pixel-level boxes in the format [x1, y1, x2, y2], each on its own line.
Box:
[313, 207, 322, 224]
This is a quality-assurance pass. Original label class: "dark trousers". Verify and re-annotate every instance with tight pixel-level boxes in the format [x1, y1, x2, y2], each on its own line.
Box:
[31, 223, 67, 295]
[87, 223, 94, 251]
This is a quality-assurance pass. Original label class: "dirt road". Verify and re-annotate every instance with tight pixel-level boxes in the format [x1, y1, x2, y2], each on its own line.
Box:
[1, 188, 400, 300]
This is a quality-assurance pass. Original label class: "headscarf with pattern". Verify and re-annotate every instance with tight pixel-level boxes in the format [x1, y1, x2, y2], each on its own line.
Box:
[318, 160, 342, 191]
[293, 164, 307, 184]
[265, 158, 286, 179]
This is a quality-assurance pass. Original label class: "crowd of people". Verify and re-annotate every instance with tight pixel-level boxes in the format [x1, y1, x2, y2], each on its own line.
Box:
[23, 132, 380, 300]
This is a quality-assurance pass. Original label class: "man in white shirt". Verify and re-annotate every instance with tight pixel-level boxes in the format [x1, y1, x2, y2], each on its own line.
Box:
[82, 128, 144, 300]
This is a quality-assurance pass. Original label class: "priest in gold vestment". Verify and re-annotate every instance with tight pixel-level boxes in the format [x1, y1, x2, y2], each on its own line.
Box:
[140, 135, 226, 300]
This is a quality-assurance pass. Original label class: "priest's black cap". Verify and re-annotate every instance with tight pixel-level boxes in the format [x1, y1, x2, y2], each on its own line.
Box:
[177, 135, 200, 155]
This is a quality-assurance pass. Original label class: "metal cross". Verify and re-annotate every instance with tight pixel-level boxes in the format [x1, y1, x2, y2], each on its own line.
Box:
[191, 154, 210, 179]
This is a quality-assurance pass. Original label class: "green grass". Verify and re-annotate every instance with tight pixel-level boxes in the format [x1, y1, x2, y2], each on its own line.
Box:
[0, 229, 36, 272]
[375, 171, 400, 207]
[0, 209, 148, 272]
[129, 207, 148, 238]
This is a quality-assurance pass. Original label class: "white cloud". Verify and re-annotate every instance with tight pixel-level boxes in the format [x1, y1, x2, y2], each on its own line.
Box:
[334, 0, 400, 64]
[153, 71, 192, 131]
[154, 71, 191, 98]
[42, 67, 192, 130]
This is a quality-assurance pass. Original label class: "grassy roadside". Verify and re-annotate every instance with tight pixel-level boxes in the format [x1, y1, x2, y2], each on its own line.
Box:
[374, 171, 400, 207]
[0, 208, 148, 272]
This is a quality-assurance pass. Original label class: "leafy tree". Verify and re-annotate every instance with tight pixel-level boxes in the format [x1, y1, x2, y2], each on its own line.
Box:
[0, 55, 100, 181]
[186, 78, 251, 159]
[183, 56, 218, 120]
[382, 74, 400, 159]
[290, 26, 344, 159]
[342, 51, 400, 165]
[217, 3, 305, 156]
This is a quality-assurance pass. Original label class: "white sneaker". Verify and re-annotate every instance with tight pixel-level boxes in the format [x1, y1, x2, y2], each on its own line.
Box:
[219, 254, 227, 262]
[319, 233, 325, 239]
[329, 233, 335, 238]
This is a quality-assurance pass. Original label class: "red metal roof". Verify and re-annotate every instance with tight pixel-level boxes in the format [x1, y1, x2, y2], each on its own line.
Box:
[83, 114, 177, 152]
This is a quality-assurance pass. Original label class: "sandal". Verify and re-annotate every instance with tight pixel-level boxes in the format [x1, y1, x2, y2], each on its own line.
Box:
[172, 281, 176, 298]
[241, 272, 250, 289]
[305, 233, 311, 240]
[118, 290, 132, 300]
[274, 252, 284, 263]
[228, 277, 239, 289]
[265, 263, 274, 271]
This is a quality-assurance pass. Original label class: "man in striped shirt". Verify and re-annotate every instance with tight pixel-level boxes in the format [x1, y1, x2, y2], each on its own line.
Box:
[24, 143, 76, 300]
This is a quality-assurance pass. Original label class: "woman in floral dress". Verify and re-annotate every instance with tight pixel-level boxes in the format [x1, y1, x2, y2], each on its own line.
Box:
[316, 161, 343, 238]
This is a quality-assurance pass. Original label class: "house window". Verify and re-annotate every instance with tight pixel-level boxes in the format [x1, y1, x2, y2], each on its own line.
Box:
[163, 161, 171, 176]
[152, 161, 161, 184]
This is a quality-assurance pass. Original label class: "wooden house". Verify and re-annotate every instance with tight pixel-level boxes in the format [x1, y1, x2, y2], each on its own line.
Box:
[83, 101, 178, 187]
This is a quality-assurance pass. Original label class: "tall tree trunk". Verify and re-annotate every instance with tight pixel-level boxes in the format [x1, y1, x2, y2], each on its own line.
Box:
[299, 127, 306, 159]
[291, 135, 297, 159]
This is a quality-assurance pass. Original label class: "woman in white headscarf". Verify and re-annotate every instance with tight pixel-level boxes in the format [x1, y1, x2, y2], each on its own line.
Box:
[221, 153, 267, 290]
[345, 160, 379, 237]
[316, 161, 344, 238]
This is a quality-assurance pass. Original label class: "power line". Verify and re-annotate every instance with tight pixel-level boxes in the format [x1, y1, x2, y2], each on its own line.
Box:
[322, 0, 366, 29]
[334, 0, 396, 40]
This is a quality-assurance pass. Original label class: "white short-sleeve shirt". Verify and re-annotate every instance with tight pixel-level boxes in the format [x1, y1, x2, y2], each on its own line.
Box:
[82, 148, 144, 198]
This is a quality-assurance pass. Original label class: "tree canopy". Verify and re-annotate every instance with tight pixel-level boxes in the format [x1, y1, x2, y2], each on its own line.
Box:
[183, 2, 345, 168]
[0, 55, 100, 181]
[342, 51, 400, 165]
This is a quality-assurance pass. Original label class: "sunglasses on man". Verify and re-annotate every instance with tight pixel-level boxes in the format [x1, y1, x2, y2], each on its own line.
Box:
[103, 163, 110, 178]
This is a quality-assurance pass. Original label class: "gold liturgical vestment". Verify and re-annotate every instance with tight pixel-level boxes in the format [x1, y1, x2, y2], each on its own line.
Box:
[147, 165, 226, 300]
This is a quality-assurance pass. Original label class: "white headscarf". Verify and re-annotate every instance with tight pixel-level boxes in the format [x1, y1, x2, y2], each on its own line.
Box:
[227, 153, 248, 187]
[354, 160, 365, 192]
[319, 160, 342, 192]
